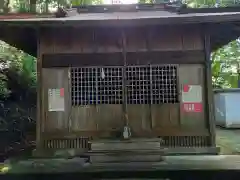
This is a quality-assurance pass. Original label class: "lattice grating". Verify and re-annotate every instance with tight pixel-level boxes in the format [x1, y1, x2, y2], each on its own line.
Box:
[71, 67, 123, 105]
[126, 66, 150, 104]
[71, 65, 178, 105]
[151, 65, 178, 103]
[160, 136, 210, 147]
[126, 65, 178, 104]
[43, 137, 91, 149]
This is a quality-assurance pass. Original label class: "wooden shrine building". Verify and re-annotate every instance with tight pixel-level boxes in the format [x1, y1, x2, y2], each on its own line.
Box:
[0, 4, 240, 159]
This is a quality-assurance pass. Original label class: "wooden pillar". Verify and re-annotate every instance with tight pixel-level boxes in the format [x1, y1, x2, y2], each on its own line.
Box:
[121, 29, 128, 127]
[203, 25, 216, 147]
[237, 62, 240, 88]
[36, 28, 43, 150]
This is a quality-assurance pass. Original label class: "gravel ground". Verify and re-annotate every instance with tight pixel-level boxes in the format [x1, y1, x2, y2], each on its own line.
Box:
[216, 126, 240, 154]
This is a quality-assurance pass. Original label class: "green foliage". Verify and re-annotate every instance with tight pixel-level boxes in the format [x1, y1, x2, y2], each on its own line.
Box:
[71, 0, 98, 5]
[0, 40, 36, 157]
[211, 40, 240, 89]
[183, 0, 240, 89]
[186, 0, 240, 7]
[0, 74, 9, 98]
[0, 0, 10, 13]
[0, 41, 36, 100]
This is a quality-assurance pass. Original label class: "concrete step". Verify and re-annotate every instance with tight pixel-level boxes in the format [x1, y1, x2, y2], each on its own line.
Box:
[89, 139, 163, 163]
[90, 153, 164, 163]
[90, 138, 161, 151]
[88, 149, 164, 155]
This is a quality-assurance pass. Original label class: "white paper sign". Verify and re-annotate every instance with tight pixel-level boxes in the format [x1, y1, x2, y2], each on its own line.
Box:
[48, 88, 65, 112]
[182, 85, 202, 103]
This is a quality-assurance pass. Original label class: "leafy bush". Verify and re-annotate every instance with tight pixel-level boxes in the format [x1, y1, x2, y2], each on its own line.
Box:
[0, 41, 36, 101]
[0, 41, 36, 159]
[0, 74, 10, 98]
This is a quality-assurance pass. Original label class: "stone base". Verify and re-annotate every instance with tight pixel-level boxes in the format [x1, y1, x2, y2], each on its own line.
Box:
[32, 148, 87, 158]
[90, 138, 161, 151]
[90, 154, 164, 163]
[89, 138, 163, 163]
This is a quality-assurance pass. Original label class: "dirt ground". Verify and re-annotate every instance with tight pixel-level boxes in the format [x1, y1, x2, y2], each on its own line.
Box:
[0, 127, 240, 173]
[216, 126, 240, 154]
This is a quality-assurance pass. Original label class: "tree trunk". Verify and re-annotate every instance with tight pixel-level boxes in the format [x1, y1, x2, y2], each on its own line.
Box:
[29, 0, 37, 13]
[3, 0, 10, 13]
[0, 0, 10, 13]
[45, 0, 49, 13]
[0, 0, 4, 12]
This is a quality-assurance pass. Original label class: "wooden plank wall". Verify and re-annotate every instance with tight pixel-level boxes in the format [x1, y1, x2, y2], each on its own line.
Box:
[39, 25, 208, 139]
[39, 25, 203, 53]
[178, 65, 207, 130]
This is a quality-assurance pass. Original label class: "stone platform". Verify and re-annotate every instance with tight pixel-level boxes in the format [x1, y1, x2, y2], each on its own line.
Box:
[89, 138, 163, 163]
[4, 155, 240, 174]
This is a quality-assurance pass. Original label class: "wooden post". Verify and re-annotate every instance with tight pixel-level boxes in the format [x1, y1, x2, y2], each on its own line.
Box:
[121, 30, 128, 125]
[36, 28, 43, 151]
[145, 28, 153, 129]
[237, 62, 240, 88]
[203, 25, 216, 147]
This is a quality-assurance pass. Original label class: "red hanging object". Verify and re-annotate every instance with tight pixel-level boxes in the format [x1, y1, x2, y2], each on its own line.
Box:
[183, 84, 190, 92]
[60, 88, 64, 97]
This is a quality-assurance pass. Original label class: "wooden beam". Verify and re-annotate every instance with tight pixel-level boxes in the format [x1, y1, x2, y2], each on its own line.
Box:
[41, 128, 210, 139]
[42, 50, 205, 68]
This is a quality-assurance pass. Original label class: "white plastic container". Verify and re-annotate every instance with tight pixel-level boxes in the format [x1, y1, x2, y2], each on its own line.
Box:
[214, 88, 240, 128]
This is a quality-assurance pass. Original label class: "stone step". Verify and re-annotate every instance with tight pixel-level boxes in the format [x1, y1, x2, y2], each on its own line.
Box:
[90, 139, 161, 151]
[90, 138, 162, 143]
[90, 154, 163, 163]
[88, 149, 164, 155]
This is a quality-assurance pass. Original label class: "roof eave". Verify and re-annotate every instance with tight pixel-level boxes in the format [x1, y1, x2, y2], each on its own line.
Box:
[0, 13, 239, 57]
